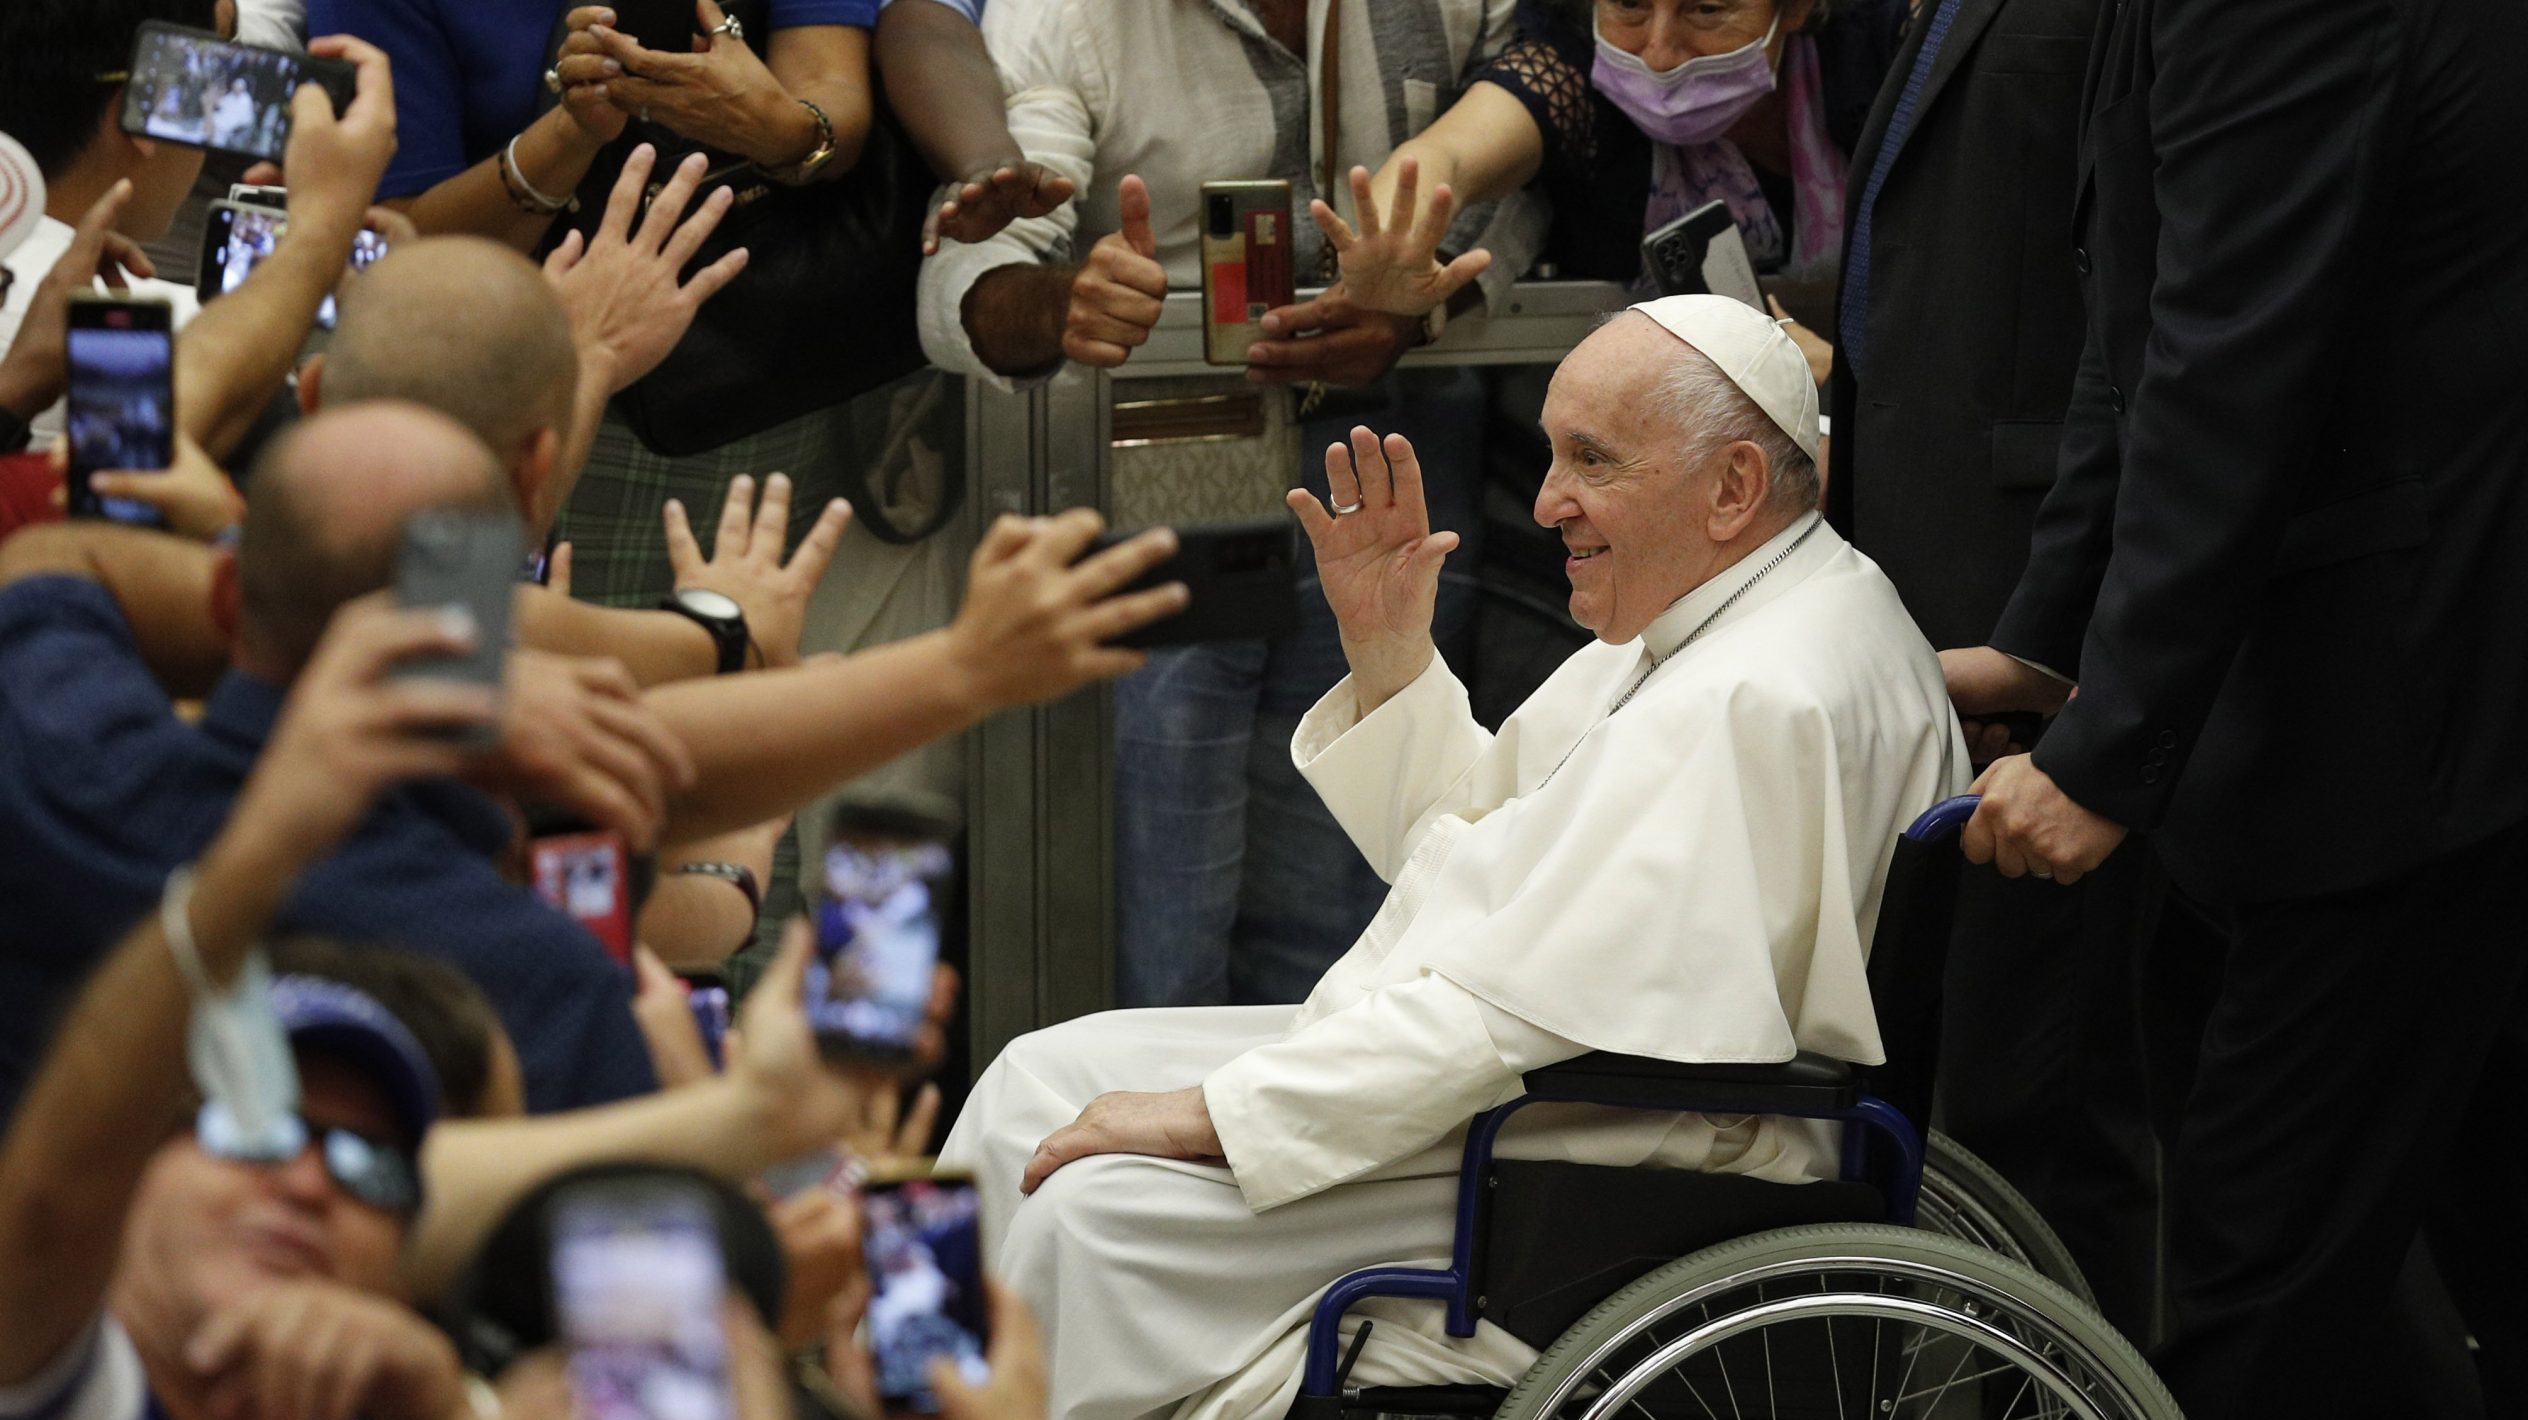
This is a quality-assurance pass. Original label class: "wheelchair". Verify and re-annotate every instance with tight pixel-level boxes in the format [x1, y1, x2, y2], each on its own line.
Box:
[1288, 795, 2179, 1420]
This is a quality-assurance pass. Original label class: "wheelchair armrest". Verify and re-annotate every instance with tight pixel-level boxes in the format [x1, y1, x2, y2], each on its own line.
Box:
[1520, 1050, 1859, 1116]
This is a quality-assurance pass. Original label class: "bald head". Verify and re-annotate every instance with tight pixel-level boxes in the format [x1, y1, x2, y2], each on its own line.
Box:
[237, 402, 510, 676]
[321, 238, 579, 510]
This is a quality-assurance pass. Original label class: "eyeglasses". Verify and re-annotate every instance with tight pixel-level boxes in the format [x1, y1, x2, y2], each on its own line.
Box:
[195, 1101, 423, 1214]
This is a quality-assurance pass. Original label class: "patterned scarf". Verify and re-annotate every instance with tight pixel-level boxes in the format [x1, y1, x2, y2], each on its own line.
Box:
[1635, 34, 1849, 290]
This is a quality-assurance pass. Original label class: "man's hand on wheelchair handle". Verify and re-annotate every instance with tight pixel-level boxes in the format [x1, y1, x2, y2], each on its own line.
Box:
[1962, 753, 2127, 886]
[1022, 1087, 1223, 1195]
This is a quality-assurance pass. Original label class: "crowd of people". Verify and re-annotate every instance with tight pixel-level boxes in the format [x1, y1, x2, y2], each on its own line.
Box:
[2, 0, 2523, 1418]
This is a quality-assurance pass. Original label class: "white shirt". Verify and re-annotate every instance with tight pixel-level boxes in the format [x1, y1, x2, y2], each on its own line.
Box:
[1204, 518, 1969, 1210]
[0, 1319, 147, 1420]
[916, 0, 1542, 389]
[0, 215, 201, 443]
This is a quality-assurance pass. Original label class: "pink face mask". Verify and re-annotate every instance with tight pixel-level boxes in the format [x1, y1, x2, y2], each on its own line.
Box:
[1591, 11, 1781, 149]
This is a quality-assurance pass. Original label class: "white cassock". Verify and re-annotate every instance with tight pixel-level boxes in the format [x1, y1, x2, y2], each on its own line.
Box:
[938, 517, 1966, 1420]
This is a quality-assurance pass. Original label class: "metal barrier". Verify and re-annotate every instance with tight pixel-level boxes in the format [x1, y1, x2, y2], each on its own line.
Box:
[959, 280, 1629, 1063]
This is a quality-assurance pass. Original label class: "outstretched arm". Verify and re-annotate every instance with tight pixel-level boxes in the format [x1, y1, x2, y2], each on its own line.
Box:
[648, 510, 1182, 843]
[0, 599, 489, 1384]
[875, 0, 1076, 253]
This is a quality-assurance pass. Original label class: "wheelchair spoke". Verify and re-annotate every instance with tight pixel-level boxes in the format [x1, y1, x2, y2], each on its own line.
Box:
[1819, 1274, 1851, 1420]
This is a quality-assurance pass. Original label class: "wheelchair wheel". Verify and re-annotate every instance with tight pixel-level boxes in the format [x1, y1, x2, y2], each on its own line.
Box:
[1493, 1224, 2180, 1420]
[1917, 1131, 2097, 1308]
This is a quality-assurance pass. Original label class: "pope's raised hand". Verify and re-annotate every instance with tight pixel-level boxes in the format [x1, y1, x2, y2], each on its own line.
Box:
[1288, 427, 1459, 712]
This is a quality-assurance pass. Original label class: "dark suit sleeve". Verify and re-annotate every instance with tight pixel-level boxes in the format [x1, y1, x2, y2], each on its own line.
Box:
[1990, 321, 2121, 673]
[2012, 0, 2398, 830]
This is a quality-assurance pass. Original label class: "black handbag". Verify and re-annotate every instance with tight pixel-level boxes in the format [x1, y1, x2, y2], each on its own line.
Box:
[534, 0, 933, 461]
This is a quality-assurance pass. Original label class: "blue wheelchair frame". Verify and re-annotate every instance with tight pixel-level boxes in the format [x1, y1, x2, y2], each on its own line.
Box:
[1294, 793, 1983, 1401]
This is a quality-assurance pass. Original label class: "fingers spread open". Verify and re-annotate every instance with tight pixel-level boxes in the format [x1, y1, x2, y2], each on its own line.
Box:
[635, 151, 712, 253]
[1347, 426, 1391, 508]
[1348, 164, 1382, 240]
[660, 183, 736, 270]
[750, 472, 793, 555]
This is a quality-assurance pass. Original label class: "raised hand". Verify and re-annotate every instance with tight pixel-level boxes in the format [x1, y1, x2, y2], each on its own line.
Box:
[662, 472, 852, 668]
[1287, 427, 1459, 711]
[925, 160, 1076, 254]
[278, 35, 401, 241]
[1061, 175, 1167, 368]
[544, 144, 751, 395]
[1307, 159, 1493, 318]
[944, 509, 1186, 706]
[0, 181, 153, 421]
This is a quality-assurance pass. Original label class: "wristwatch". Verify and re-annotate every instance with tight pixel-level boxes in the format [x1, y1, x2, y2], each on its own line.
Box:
[658, 588, 750, 675]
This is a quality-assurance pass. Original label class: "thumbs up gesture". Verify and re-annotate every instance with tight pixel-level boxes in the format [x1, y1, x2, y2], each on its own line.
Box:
[1061, 174, 1170, 368]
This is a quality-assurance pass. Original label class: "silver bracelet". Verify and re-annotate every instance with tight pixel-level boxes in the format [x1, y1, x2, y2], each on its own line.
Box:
[160, 865, 215, 996]
[503, 135, 576, 215]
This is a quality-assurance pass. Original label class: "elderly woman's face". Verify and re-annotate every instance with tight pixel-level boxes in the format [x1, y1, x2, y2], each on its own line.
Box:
[1596, 0, 1783, 70]
[1534, 320, 1737, 644]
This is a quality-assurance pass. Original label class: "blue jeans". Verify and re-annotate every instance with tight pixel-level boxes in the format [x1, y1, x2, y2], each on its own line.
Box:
[1113, 370, 1487, 1007]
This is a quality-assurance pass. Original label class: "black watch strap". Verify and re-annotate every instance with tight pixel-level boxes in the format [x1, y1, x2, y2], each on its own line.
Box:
[658, 594, 749, 675]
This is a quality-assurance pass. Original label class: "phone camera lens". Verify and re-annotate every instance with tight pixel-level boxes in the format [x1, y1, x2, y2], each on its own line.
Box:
[1208, 194, 1235, 237]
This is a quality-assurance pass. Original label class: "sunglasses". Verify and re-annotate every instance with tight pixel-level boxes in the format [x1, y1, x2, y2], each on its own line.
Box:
[195, 1101, 423, 1214]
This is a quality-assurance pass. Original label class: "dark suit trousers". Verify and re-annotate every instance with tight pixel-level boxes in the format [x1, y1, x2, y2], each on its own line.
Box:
[2155, 815, 2528, 1419]
[1936, 845, 2162, 1342]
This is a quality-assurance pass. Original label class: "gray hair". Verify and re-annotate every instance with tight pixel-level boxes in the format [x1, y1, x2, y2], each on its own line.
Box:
[1633, 324, 1820, 519]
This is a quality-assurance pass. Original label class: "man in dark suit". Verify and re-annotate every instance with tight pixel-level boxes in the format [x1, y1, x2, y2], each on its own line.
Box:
[1822, 0, 2162, 1343]
[1947, 0, 2528, 1411]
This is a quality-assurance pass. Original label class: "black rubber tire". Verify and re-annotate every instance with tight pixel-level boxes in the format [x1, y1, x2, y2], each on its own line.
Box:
[1919, 1129, 2098, 1307]
[1494, 1223, 2182, 1420]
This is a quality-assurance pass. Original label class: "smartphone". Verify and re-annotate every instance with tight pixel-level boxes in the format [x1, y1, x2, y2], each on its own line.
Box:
[530, 829, 635, 963]
[392, 508, 523, 743]
[861, 1175, 991, 1413]
[226, 183, 289, 210]
[548, 1178, 736, 1420]
[120, 23, 355, 164]
[198, 201, 389, 330]
[608, 0, 705, 56]
[806, 803, 957, 1066]
[64, 295, 175, 527]
[1080, 516, 1298, 649]
[1641, 199, 1767, 313]
[1200, 179, 1296, 366]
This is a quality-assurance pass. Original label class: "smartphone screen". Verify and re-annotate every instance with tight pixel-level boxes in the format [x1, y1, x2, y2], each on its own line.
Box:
[862, 1177, 990, 1412]
[198, 204, 389, 330]
[807, 814, 954, 1061]
[550, 1183, 735, 1420]
[120, 23, 354, 163]
[529, 830, 633, 964]
[65, 298, 174, 527]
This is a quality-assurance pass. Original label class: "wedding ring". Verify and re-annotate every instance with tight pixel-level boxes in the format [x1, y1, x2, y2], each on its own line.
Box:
[707, 14, 745, 39]
[1330, 499, 1364, 516]
[544, 67, 563, 95]
[2031, 868, 2054, 880]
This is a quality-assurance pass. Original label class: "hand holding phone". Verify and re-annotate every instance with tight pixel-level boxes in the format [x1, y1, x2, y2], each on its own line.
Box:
[1641, 199, 1766, 312]
[64, 295, 174, 527]
[1078, 516, 1298, 649]
[120, 22, 354, 163]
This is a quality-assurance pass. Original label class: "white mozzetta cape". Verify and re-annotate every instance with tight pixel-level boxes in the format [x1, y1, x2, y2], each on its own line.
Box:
[1205, 518, 1966, 1211]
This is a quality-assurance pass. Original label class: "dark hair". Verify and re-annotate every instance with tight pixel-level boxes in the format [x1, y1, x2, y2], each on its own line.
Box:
[267, 937, 508, 1120]
[0, 0, 221, 176]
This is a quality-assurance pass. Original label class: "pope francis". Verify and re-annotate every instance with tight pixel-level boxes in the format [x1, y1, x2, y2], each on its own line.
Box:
[937, 296, 1967, 1419]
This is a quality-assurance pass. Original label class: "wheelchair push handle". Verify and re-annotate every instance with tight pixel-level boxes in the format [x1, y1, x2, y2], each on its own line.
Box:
[1903, 794, 1981, 844]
